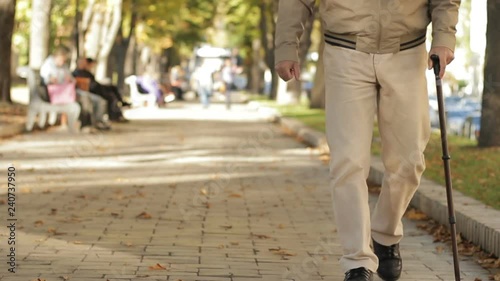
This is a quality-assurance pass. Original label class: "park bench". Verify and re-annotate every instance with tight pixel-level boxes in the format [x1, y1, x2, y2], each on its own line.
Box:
[25, 68, 80, 133]
[124, 75, 157, 108]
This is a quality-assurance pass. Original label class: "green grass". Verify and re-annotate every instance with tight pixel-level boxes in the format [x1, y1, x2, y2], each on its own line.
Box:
[252, 97, 500, 209]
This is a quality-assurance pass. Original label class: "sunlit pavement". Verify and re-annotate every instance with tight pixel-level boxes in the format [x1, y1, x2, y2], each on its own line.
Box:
[0, 103, 493, 281]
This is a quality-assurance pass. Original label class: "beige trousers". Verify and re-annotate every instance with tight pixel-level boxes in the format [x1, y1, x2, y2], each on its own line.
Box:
[324, 43, 431, 273]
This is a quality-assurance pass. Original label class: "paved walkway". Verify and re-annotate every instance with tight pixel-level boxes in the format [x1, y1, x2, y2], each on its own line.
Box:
[0, 104, 493, 281]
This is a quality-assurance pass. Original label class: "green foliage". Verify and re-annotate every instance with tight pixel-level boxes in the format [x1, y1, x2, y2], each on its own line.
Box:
[13, 0, 264, 65]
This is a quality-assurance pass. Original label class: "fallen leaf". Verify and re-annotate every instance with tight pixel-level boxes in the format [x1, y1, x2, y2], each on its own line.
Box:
[148, 263, 167, 270]
[34, 220, 44, 227]
[136, 212, 152, 219]
[490, 274, 500, 281]
[253, 234, 271, 239]
[122, 241, 133, 247]
[200, 188, 208, 196]
[21, 188, 32, 194]
[435, 246, 444, 254]
[73, 241, 83, 244]
[111, 212, 121, 217]
[217, 244, 225, 249]
[405, 209, 429, 221]
[47, 228, 66, 236]
[59, 276, 69, 281]
[269, 247, 297, 256]
[229, 193, 242, 198]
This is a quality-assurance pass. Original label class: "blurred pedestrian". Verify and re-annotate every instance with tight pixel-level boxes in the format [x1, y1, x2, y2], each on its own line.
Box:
[194, 61, 214, 109]
[221, 58, 234, 110]
[170, 65, 185, 100]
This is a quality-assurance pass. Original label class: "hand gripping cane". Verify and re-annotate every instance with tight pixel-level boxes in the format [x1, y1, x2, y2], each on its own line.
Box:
[430, 54, 461, 281]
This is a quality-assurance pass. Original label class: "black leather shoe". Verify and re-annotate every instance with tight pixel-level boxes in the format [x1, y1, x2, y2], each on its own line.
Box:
[373, 240, 402, 281]
[344, 267, 373, 281]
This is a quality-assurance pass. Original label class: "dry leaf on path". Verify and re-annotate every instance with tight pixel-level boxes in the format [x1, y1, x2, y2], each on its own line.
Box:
[253, 234, 271, 239]
[269, 247, 297, 256]
[136, 212, 152, 219]
[489, 273, 500, 281]
[435, 246, 444, 254]
[34, 220, 44, 227]
[229, 193, 242, 198]
[405, 209, 429, 221]
[111, 212, 121, 218]
[47, 228, 67, 236]
[148, 263, 167, 270]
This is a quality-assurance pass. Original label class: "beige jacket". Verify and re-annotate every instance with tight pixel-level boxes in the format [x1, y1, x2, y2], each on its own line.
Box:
[275, 0, 460, 64]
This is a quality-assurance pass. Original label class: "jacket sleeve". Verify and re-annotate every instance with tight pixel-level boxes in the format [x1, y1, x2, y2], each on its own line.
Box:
[429, 0, 461, 52]
[274, 0, 315, 65]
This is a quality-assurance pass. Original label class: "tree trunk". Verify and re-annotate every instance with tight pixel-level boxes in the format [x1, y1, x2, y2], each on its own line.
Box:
[114, 8, 136, 90]
[83, 0, 122, 82]
[310, 36, 325, 109]
[0, 0, 16, 103]
[29, 0, 52, 70]
[260, 0, 279, 100]
[250, 38, 263, 94]
[95, 0, 122, 81]
[478, 0, 500, 147]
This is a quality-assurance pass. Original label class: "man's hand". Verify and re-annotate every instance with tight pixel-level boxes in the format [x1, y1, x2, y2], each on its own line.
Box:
[428, 47, 454, 79]
[275, 60, 301, 82]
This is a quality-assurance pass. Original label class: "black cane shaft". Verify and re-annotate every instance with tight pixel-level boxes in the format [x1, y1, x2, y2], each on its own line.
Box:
[432, 54, 461, 281]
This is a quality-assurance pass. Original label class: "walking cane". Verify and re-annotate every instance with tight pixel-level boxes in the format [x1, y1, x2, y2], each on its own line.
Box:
[430, 54, 461, 281]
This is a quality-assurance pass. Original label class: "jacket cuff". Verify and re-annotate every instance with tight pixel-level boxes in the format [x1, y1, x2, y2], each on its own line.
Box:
[274, 45, 299, 66]
[431, 32, 456, 53]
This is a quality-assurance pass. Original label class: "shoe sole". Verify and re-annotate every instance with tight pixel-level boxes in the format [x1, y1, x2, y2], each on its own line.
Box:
[377, 272, 401, 281]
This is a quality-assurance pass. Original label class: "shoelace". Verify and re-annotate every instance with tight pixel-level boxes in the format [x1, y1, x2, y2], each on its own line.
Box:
[387, 244, 398, 258]
[375, 242, 400, 259]
[345, 268, 372, 280]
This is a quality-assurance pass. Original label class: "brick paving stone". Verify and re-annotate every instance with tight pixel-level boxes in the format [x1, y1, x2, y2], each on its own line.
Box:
[0, 104, 495, 280]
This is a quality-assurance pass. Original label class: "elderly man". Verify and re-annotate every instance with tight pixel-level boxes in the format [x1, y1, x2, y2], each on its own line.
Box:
[275, 1, 460, 280]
